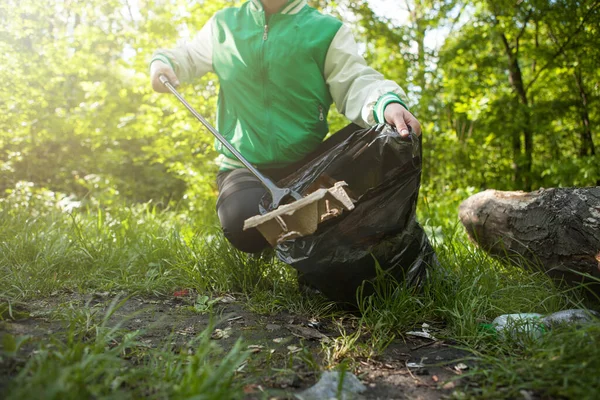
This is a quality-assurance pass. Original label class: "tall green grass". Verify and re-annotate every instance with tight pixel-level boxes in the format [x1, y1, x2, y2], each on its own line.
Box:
[0, 191, 292, 301]
[1, 185, 599, 398]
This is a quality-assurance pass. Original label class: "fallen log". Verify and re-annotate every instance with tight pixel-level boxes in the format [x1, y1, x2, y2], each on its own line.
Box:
[458, 187, 600, 286]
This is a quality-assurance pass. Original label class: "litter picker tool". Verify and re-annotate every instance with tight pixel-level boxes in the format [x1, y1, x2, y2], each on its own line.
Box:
[159, 74, 354, 246]
[159, 74, 302, 210]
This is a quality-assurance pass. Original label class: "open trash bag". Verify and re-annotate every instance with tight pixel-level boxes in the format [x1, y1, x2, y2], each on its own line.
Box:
[271, 124, 437, 305]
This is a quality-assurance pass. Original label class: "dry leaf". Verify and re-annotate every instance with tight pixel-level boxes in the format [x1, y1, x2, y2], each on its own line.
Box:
[454, 363, 468, 371]
[243, 384, 262, 394]
[287, 345, 302, 354]
[247, 345, 264, 353]
[219, 295, 236, 303]
[211, 327, 232, 340]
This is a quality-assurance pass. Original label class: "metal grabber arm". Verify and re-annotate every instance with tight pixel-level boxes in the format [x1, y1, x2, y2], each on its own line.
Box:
[158, 74, 302, 210]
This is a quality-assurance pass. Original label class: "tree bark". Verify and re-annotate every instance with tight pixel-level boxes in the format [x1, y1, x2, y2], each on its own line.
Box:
[499, 33, 533, 190]
[416, 20, 426, 92]
[459, 187, 600, 286]
[574, 67, 596, 156]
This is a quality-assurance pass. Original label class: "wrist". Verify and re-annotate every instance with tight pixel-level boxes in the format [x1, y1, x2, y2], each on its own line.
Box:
[373, 92, 409, 124]
[149, 54, 174, 72]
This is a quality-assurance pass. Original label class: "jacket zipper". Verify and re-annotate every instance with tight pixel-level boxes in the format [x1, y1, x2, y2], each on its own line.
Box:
[318, 105, 324, 121]
[261, 14, 270, 140]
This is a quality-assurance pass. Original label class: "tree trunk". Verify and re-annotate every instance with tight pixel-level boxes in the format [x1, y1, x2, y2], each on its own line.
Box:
[416, 20, 426, 92]
[459, 187, 600, 286]
[500, 33, 533, 190]
[522, 107, 533, 190]
[574, 67, 596, 156]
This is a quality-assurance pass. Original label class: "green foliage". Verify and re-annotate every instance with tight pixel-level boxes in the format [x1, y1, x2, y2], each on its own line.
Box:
[431, 0, 600, 190]
[2, 0, 597, 210]
[0, 0, 225, 211]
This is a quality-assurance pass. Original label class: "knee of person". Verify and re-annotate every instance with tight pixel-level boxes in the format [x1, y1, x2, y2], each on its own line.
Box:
[223, 227, 269, 254]
[216, 179, 268, 253]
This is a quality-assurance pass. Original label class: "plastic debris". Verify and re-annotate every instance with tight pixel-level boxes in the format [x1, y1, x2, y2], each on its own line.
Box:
[492, 313, 544, 340]
[406, 331, 437, 340]
[406, 331, 436, 340]
[541, 309, 600, 328]
[407, 322, 437, 340]
[492, 309, 599, 340]
[296, 371, 367, 400]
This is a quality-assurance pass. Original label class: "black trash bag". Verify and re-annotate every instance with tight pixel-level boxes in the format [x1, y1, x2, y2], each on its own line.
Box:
[270, 124, 437, 305]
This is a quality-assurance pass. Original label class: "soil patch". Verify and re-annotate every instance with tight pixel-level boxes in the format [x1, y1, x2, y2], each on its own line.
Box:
[0, 292, 469, 399]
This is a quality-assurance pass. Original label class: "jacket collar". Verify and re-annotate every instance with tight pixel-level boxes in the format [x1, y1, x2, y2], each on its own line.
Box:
[249, 0, 307, 15]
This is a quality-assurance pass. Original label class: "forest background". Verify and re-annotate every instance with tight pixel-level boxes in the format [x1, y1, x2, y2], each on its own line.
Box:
[1, 0, 598, 216]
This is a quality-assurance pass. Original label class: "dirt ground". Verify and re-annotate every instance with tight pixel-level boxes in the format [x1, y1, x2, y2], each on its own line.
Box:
[1, 292, 469, 399]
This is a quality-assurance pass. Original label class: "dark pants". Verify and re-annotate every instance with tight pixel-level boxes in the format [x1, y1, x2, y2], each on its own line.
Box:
[216, 123, 360, 253]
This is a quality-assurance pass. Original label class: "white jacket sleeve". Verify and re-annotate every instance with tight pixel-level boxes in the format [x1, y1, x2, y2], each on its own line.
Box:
[150, 17, 214, 83]
[324, 24, 409, 128]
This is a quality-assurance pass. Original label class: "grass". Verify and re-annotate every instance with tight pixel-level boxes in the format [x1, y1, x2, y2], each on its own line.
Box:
[2, 297, 249, 399]
[462, 323, 600, 399]
[1, 185, 599, 399]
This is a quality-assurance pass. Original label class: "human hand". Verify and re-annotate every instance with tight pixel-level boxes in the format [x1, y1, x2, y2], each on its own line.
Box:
[384, 103, 422, 138]
[150, 60, 180, 93]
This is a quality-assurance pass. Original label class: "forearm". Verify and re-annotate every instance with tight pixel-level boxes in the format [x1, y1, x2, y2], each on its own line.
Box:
[324, 24, 409, 127]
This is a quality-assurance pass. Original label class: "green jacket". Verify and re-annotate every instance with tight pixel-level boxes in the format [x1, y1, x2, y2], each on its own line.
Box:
[152, 0, 408, 170]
